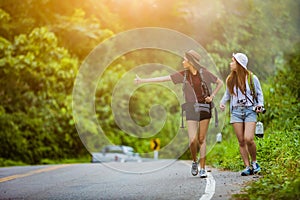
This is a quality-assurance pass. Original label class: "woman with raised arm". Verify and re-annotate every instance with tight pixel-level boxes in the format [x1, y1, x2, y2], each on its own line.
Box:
[135, 50, 223, 178]
[220, 53, 264, 176]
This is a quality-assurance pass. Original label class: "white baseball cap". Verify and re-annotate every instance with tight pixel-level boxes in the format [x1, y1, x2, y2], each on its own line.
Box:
[233, 53, 248, 69]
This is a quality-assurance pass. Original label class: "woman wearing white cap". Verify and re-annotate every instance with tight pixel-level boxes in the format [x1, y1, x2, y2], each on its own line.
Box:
[220, 53, 264, 176]
[135, 50, 223, 178]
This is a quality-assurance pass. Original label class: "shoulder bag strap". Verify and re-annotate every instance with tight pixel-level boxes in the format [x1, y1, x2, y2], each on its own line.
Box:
[199, 68, 218, 127]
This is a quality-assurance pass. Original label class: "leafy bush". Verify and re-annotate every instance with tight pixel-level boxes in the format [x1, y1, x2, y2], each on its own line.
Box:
[241, 130, 300, 200]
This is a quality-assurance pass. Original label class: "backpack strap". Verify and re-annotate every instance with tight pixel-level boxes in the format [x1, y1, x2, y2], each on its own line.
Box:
[247, 70, 258, 103]
[199, 68, 210, 98]
[199, 68, 218, 128]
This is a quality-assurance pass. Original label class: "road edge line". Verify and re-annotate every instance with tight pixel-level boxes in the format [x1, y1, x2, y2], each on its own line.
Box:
[199, 172, 216, 200]
[179, 160, 216, 200]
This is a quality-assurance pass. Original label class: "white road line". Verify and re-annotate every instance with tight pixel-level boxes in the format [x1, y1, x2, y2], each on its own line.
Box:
[199, 172, 216, 200]
[179, 161, 216, 200]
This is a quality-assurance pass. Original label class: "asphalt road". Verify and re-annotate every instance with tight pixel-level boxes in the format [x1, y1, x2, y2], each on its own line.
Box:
[0, 160, 256, 200]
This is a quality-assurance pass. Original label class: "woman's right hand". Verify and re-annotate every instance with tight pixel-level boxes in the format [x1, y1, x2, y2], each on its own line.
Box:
[220, 104, 226, 112]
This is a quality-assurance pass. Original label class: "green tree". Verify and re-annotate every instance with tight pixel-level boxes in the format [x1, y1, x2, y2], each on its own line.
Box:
[0, 0, 119, 59]
[206, 0, 299, 80]
[0, 26, 83, 164]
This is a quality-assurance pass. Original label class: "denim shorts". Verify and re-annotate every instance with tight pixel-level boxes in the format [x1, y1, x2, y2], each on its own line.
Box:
[230, 106, 257, 123]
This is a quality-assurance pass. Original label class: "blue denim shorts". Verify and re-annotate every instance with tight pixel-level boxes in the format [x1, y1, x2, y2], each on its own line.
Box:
[230, 106, 257, 123]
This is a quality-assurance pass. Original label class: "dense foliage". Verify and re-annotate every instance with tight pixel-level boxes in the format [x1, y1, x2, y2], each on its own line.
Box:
[0, 27, 84, 164]
[0, 0, 299, 198]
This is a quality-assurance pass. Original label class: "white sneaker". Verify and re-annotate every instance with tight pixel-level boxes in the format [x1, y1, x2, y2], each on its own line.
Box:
[191, 162, 199, 176]
[199, 169, 207, 178]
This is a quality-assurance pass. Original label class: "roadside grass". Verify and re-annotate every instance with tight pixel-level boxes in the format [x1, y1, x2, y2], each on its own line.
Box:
[0, 156, 91, 167]
[40, 156, 91, 165]
[237, 129, 300, 200]
[0, 158, 27, 167]
[207, 120, 300, 200]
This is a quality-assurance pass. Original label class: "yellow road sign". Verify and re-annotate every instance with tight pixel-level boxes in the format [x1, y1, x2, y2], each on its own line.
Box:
[150, 138, 160, 150]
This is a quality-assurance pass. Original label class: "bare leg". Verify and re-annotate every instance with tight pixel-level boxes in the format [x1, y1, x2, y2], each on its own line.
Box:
[233, 122, 250, 167]
[187, 120, 199, 162]
[198, 119, 210, 169]
[244, 122, 257, 162]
